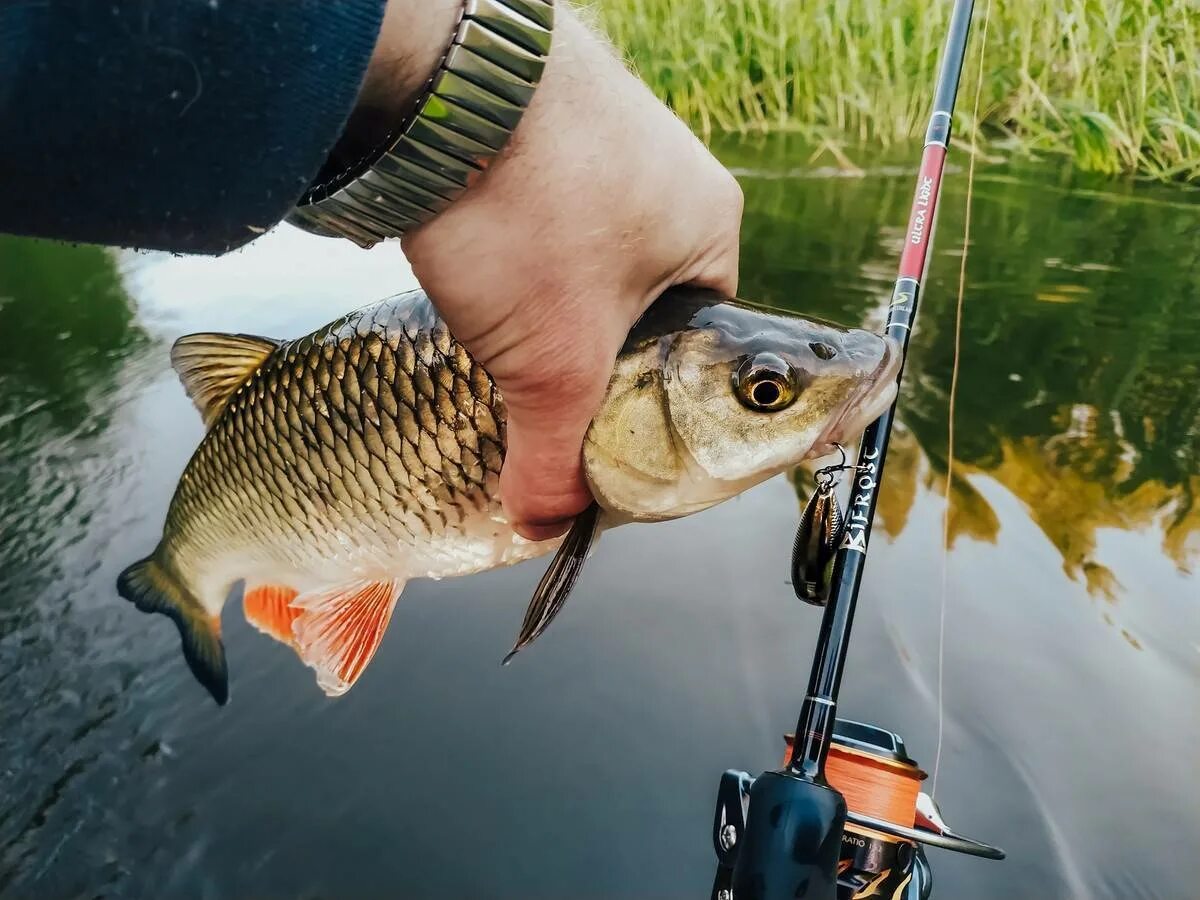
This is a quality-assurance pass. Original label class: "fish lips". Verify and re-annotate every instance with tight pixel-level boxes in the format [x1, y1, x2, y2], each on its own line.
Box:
[815, 337, 902, 453]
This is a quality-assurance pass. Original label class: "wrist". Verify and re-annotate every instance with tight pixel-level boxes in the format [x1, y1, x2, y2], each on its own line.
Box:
[362, 0, 465, 120]
[312, 0, 463, 192]
[291, 0, 555, 245]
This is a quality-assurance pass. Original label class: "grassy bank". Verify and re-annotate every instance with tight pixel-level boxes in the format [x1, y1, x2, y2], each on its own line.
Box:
[593, 0, 1200, 181]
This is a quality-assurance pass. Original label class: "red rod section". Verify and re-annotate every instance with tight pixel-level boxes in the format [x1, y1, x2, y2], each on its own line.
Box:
[898, 143, 948, 281]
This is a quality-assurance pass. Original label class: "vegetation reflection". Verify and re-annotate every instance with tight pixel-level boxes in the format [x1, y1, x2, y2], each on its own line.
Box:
[730, 148, 1200, 591]
[0, 237, 147, 636]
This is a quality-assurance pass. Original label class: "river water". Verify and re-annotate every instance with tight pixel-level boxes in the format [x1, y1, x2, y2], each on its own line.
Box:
[2, 140, 1197, 898]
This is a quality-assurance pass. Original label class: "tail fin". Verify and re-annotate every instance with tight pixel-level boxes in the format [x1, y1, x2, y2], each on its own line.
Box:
[117, 555, 228, 705]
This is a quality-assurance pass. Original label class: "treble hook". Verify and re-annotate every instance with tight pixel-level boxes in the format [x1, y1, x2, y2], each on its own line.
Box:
[818, 442, 847, 472]
[813, 443, 865, 489]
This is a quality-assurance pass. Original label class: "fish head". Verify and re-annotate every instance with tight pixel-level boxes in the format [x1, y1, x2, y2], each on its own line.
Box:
[583, 289, 901, 522]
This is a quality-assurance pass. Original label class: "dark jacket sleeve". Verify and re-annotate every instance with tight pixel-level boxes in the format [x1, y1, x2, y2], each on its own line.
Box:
[0, 0, 386, 254]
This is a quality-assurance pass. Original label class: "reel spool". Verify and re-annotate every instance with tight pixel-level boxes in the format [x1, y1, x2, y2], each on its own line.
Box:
[780, 720, 1003, 899]
[785, 720, 924, 831]
[783, 721, 925, 898]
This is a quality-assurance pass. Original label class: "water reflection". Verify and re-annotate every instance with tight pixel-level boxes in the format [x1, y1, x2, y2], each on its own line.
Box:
[728, 137, 1199, 595]
[0, 237, 149, 632]
[0, 238, 145, 422]
[0, 238, 153, 892]
[800, 406, 1198, 603]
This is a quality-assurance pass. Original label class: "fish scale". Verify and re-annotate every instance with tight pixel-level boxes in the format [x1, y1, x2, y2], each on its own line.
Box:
[165, 295, 507, 597]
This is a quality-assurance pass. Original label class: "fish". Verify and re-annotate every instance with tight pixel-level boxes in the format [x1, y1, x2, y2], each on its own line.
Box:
[117, 286, 900, 704]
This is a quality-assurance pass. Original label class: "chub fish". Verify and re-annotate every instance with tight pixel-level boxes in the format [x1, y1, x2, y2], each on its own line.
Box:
[118, 287, 900, 704]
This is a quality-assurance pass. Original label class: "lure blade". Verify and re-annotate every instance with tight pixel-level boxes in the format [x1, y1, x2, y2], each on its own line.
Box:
[791, 487, 844, 605]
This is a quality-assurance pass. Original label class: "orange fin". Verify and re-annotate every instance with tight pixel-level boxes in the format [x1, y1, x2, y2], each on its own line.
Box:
[290, 579, 405, 697]
[243, 584, 301, 647]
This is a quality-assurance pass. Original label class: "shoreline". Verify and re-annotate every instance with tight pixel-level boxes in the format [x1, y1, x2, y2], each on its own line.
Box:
[597, 0, 1200, 183]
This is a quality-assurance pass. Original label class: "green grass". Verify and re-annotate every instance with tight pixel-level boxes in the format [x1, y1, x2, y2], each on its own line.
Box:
[591, 0, 1200, 181]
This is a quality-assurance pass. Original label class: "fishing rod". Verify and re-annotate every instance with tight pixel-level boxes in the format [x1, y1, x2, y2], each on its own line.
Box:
[711, 0, 1003, 897]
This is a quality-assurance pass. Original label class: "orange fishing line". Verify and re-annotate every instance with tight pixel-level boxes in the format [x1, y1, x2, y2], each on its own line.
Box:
[826, 743, 924, 827]
[783, 735, 926, 828]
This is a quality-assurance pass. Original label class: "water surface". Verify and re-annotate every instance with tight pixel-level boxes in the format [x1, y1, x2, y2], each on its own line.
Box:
[2, 140, 1197, 898]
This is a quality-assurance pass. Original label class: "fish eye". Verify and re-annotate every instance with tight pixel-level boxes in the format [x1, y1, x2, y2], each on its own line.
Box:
[734, 353, 798, 412]
[810, 341, 837, 360]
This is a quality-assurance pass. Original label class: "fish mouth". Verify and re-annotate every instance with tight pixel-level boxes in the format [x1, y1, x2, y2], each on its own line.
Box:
[816, 337, 902, 452]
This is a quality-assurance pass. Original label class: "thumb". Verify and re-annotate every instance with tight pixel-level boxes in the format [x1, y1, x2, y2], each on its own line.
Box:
[498, 356, 611, 542]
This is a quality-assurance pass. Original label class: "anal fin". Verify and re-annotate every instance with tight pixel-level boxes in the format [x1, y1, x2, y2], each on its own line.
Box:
[243, 583, 301, 647]
[290, 578, 405, 697]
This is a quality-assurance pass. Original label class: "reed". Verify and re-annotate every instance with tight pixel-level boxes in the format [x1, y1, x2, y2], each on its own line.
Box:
[592, 0, 1200, 181]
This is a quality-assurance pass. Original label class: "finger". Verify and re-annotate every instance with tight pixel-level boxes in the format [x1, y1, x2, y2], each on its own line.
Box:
[496, 341, 613, 540]
[690, 237, 740, 298]
[501, 401, 597, 541]
[684, 171, 743, 297]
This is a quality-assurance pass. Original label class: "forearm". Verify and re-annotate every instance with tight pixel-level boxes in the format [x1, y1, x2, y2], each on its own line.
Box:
[366, 0, 464, 110]
[0, 0, 572, 255]
[0, 1, 388, 253]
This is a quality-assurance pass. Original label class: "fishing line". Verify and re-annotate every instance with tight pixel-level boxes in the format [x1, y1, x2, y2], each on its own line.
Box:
[931, 0, 992, 798]
[825, 741, 923, 827]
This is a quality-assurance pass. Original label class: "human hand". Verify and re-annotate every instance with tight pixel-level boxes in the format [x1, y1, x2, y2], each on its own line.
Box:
[392, 6, 744, 539]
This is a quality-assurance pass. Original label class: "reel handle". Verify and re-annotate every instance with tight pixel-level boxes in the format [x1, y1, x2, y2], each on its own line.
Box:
[845, 791, 1005, 859]
[846, 809, 1005, 860]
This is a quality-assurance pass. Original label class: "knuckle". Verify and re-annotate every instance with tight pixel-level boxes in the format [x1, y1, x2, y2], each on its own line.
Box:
[718, 168, 745, 220]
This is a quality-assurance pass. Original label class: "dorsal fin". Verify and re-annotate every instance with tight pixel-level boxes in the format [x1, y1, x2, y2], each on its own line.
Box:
[170, 332, 280, 426]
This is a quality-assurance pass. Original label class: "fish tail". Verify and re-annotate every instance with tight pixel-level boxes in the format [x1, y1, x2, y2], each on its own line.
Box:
[117, 553, 228, 705]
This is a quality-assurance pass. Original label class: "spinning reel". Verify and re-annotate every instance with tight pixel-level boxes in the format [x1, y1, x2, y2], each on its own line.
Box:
[712, 720, 1003, 899]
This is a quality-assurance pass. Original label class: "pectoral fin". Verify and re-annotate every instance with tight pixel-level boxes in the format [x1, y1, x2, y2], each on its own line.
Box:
[289, 578, 405, 697]
[503, 503, 602, 665]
